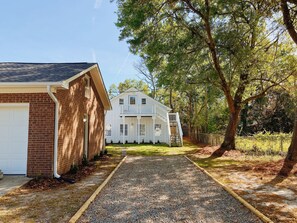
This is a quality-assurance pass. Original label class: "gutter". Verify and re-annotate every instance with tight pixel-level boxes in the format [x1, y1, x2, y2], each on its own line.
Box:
[47, 85, 61, 178]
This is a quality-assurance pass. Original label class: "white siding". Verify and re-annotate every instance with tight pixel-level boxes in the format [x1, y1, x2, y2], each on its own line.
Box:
[105, 89, 170, 144]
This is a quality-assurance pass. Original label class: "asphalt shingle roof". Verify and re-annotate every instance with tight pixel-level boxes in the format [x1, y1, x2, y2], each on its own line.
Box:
[0, 62, 97, 82]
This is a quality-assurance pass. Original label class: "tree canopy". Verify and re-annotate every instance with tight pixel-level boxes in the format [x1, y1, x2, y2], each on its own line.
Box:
[108, 79, 150, 99]
[114, 0, 297, 150]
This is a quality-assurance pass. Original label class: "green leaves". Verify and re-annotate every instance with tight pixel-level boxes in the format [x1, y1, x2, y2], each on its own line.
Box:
[114, 0, 297, 144]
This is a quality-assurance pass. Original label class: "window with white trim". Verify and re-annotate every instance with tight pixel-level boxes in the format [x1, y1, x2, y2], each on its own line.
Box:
[119, 98, 124, 105]
[105, 124, 111, 136]
[141, 98, 146, 105]
[120, 124, 128, 136]
[139, 124, 145, 136]
[129, 96, 136, 105]
[155, 124, 161, 136]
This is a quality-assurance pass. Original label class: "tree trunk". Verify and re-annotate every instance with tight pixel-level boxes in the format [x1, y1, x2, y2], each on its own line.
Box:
[240, 103, 249, 135]
[286, 112, 297, 161]
[221, 107, 241, 150]
[205, 88, 209, 133]
[281, 0, 297, 163]
[169, 88, 174, 112]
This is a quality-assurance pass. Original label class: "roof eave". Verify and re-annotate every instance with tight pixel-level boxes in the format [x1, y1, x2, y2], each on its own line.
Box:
[0, 82, 63, 87]
[90, 64, 112, 110]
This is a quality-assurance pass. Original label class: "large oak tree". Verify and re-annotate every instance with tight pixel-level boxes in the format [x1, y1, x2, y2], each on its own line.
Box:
[281, 0, 297, 162]
[115, 0, 296, 150]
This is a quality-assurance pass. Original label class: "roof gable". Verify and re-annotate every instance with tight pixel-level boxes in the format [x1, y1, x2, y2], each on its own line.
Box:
[0, 62, 112, 110]
[111, 88, 171, 111]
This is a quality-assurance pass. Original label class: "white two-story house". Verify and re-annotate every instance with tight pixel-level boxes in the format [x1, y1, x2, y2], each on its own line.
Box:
[105, 88, 183, 146]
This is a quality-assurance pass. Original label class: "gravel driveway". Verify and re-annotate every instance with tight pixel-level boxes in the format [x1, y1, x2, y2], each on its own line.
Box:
[78, 156, 262, 223]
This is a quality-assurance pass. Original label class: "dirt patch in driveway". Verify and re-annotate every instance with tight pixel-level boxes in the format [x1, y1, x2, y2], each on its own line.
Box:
[0, 155, 123, 223]
[189, 144, 297, 223]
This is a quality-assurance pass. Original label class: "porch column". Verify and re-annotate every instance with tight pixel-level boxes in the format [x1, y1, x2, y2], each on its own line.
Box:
[152, 116, 156, 144]
[137, 116, 141, 144]
[123, 116, 125, 144]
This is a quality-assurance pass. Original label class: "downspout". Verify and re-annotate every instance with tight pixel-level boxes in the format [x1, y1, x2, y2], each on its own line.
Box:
[47, 85, 61, 178]
[104, 111, 107, 149]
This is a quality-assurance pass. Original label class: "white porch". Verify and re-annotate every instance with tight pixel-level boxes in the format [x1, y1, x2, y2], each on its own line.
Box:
[119, 115, 169, 145]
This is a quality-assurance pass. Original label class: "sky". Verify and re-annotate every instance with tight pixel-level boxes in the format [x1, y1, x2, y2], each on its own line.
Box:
[0, 0, 140, 88]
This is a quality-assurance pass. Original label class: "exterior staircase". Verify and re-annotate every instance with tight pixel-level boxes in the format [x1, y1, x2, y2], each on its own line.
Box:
[168, 113, 183, 147]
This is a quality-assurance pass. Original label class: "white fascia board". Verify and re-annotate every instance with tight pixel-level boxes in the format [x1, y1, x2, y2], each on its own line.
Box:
[91, 65, 112, 110]
[0, 82, 64, 93]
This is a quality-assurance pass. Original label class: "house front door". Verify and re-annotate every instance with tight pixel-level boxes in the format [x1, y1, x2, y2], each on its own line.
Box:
[128, 95, 137, 113]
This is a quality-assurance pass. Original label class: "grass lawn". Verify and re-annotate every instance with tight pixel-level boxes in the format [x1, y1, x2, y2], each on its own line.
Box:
[106, 140, 200, 156]
[187, 144, 297, 223]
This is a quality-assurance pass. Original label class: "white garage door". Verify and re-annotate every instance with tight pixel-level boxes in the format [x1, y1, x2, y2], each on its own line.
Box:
[0, 104, 29, 174]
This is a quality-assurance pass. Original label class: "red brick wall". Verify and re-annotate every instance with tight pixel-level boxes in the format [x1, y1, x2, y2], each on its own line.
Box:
[0, 74, 105, 177]
[56, 73, 105, 174]
[0, 93, 55, 177]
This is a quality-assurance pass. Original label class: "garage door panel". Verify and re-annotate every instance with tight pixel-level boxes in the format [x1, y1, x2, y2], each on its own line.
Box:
[0, 126, 10, 140]
[0, 105, 29, 175]
[0, 109, 11, 121]
[13, 110, 29, 123]
[13, 126, 29, 139]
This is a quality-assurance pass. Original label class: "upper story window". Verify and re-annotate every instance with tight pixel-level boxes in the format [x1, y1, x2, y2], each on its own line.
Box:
[141, 98, 146, 105]
[129, 96, 136, 105]
[119, 98, 124, 105]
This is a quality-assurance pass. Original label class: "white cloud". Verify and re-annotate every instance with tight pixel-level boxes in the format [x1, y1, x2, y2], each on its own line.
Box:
[116, 53, 130, 76]
[94, 0, 103, 9]
[91, 50, 97, 62]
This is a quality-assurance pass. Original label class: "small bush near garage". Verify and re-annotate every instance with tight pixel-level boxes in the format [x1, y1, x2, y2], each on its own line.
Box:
[94, 153, 101, 161]
[82, 154, 89, 166]
[70, 164, 79, 174]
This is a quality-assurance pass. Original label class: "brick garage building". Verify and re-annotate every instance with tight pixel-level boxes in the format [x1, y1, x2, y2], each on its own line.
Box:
[0, 63, 111, 177]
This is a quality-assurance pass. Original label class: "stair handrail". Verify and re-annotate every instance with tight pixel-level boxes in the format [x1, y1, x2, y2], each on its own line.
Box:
[166, 112, 171, 146]
[176, 112, 183, 146]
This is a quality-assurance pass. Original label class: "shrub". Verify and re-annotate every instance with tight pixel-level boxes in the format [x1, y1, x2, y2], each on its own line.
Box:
[94, 153, 100, 161]
[104, 149, 108, 155]
[70, 164, 79, 174]
[82, 154, 89, 166]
